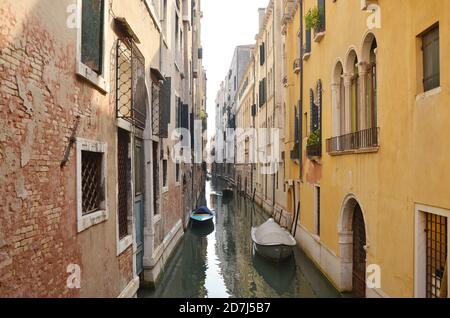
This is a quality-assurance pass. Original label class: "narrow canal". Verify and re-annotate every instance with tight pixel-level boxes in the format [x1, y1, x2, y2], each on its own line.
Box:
[139, 178, 340, 298]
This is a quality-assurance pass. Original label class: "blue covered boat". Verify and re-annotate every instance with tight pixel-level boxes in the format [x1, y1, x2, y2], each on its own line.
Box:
[190, 206, 214, 223]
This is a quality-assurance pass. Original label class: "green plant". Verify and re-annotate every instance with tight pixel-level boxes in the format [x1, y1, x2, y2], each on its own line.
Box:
[307, 129, 321, 147]
[305, 7, 320, 31]
[199, 109, 208, 120]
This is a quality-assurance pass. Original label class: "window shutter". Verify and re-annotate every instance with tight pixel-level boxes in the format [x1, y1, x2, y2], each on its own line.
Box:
[81, 0, 104, 73]
[198, 47, 203, 59]
[251, 104, 257, 117]
[131, 43, 147, 129]
[160, 77, 171, 138]
[305, 29, 312, 54]
[181, 104, 189, 130]
[310, 89, 319, 133]
[318, 0, 326, 32]
[260, 43, 265, 66]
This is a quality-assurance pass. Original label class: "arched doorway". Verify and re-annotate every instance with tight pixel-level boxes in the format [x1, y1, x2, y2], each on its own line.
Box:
[352, 204, 367, 298]
[339, 195, 367, 298]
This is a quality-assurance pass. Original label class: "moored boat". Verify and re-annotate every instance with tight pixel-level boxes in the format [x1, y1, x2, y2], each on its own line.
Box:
[251, 218, 297, 262]
[190, 206, 214, 223]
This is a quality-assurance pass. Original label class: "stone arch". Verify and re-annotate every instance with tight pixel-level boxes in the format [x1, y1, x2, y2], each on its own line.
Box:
[360, 31, 378, 63]
[344, 46, 359, 74]
[338, 194, 369, 294]
[331, 61, 345, 136]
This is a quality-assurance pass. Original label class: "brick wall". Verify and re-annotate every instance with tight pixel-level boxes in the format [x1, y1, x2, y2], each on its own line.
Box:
[0, 2, 133, 297]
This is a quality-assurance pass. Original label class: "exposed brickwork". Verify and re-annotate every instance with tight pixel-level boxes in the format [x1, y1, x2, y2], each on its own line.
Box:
[118, 246, 133, 290]
[0, 3, 133, 297]
[162, 187, 182, 236]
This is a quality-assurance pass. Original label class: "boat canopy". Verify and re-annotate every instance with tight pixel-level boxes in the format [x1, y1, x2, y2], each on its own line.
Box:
[252, 219, 296, 247]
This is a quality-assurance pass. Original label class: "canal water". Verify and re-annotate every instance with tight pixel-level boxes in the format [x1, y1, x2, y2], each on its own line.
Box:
[139, 178, 340, 298]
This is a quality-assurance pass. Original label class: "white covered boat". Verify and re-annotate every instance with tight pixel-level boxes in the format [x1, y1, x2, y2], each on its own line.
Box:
[251, 219, 297, 262]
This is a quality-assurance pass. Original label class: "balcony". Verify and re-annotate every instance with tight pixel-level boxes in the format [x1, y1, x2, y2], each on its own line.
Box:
[307, 143, 322, 160]
[326, 127, 380, 155]
[293, 58, 301, 74]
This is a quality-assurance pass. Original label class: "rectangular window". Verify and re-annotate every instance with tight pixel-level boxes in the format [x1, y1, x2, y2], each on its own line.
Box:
[176, 163, 180, 183]
[260, 43, 266, 66]
[117, 129, 131, 240]
[81, 151, 103, 215]
[76, 138, 108, 233]
[425, 213, 447, 298]
[422, 25, 440, 92]
[81, 0, 105, 74]
[162, 159, 168, 188]
[152, 142, 160, 215]
[315, 186, 321, 236]
[416, 205, 449, 298]
[318, 0, 326, 32]
[305, 29, 312, 54]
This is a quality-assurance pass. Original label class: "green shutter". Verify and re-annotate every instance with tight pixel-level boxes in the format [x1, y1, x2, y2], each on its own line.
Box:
[81, 0, 104, 73]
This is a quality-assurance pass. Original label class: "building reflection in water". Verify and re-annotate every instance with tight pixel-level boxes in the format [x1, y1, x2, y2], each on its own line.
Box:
[139, 178, 340, 298]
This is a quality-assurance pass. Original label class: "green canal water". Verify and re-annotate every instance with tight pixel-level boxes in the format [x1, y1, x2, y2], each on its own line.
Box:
[139, 178, 340, 298]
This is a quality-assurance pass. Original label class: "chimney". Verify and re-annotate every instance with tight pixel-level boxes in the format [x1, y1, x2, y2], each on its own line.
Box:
[258, 8, 266, 32]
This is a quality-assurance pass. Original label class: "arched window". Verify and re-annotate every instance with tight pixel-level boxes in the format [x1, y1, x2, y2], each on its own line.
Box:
[366, 39, 377, 129]
[349, 51, 359, 133]
[332, 62, 345, 136]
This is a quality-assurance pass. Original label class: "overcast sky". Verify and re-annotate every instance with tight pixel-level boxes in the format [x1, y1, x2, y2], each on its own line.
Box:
[201, 0, 269, 138]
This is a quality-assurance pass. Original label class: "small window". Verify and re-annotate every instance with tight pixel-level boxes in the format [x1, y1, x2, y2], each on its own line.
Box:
[82, 151, 104, 215]
[176, 163, 180, 183]
[76, 138, 108, 233]
[422, 25, 440, 92]
[163, 159, 168, 188]
[81, 0, 105, 74]
[425, 212, 447, 298]
[315, 186, 321, 236]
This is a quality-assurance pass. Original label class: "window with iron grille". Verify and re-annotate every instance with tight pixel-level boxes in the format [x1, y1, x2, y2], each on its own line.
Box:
[81, 151, 103, 215]
[76, 138, 108, 233]
[116, 38, 147, 129]
[117, 129, 131, 240]
[151, 81, 161, 137]
[422, 24, 440, 92]
[425, 212, 448, 298]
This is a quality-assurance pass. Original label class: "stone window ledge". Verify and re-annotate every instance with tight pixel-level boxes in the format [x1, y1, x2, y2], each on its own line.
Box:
[76, 62, 109, 94]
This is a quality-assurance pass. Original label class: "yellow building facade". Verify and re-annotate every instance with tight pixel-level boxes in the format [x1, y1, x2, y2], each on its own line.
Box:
[283, 0, 449, 298]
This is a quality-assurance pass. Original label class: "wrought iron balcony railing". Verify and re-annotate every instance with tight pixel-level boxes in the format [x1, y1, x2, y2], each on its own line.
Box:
[307, 143, 322, 158]
[326, 127, 380, 154]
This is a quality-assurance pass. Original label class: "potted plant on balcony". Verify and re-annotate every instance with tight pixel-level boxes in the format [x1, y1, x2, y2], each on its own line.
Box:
[305, 7, 325, 42]
[307, 129, 322, 161]
[305, 7, 320, 32]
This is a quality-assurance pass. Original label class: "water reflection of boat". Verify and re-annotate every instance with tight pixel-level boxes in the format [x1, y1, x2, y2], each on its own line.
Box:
[252, 248, 296, 295]
[251, 219, 297, 262]
[191, 221, 215, 237]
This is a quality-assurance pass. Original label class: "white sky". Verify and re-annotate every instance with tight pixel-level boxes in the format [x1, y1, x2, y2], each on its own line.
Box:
[201, 0, 269, 139]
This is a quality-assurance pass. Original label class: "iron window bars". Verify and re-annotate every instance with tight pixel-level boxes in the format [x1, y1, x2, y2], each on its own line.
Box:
[81, 151, 103, 215]
[116, 38, 147, 130]
[425, 212, 448, 298]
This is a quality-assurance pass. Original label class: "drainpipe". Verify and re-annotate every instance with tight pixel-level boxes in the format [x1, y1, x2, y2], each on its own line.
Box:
[252, 52, 256, 201]
[293, 0, 304, 238]
[272, 2, 276, 215]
